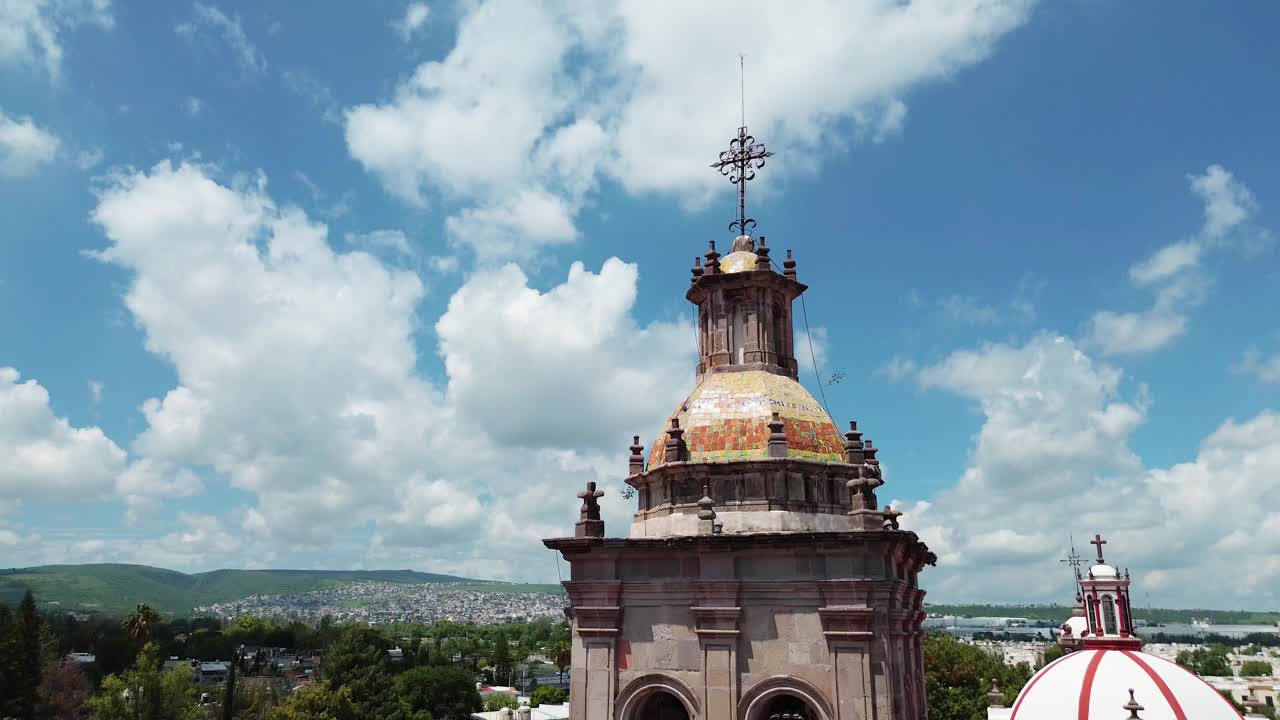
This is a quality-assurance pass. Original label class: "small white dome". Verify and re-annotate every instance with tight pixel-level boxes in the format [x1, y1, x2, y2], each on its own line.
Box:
[1058, 616, 1089, 639]
[1088, 563, 1118, 578]
[1009, 648, 1242, 720]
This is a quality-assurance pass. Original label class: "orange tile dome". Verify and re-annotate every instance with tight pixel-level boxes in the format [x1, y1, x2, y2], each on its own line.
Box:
[647, 369, 845, 469]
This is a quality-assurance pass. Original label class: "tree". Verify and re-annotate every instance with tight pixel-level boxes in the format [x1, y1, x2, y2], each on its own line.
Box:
[1241, 660, 1273, 677]
[1175, 647, 1232, 677]
[268, 684, 356, 720]
[491, 633, 513, 686]
[483, 694, 519, 712]
[0, 603, 17, 717]
[36, 658, 92, 720]
[529, 686, 566, 707]
[122, 604, 163, 645]
[549, 639, 570, 686]
[13, 591, 45, 720]
[393, 665, 481, 720]
[86, 643, 200, 720]
[924, 634, 1033, 720]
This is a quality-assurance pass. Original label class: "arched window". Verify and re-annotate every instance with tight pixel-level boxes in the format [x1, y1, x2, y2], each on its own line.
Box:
[700, 311, 709, 357]
[1085, 596, 1097, 634]
[1101, 595, 1118, 635]
[636, 691, 690, 720]
[763, 694, 814, 720]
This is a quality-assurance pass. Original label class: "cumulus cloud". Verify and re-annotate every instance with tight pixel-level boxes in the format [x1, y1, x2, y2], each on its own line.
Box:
[0, 0, 113, 80]
[437, 258, 692, 450]
[77, 161, 687, 577]
[346, 229, 414, 257]
[182, 96, 204, 117]
[0, 109, 60, 177]
[893, 334, 1279, 608]
[346, 0, 1034, 261]
[175, 3, 266, 75]
[0, 367, 126, 501]
[1089, 165, 1265, 356]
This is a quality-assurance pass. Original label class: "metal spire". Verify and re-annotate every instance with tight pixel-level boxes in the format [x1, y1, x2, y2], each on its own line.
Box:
[711, 55, 772, 237]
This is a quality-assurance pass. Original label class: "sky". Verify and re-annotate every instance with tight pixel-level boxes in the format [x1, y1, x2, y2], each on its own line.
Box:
[1, 0, 1278, 610]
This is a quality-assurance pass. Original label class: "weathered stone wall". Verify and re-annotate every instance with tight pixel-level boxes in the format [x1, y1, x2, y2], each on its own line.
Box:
[554, 533, 931, 720]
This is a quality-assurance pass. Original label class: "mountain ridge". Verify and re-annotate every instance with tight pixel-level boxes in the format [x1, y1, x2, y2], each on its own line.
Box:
[0, 563, 560, 616]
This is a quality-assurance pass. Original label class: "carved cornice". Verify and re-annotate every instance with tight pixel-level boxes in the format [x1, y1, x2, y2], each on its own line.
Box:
[818, 606, 874, 640]
[691, 605, 742, 638]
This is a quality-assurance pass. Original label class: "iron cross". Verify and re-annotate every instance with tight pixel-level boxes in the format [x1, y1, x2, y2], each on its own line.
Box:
[1089, 533, 1107, 563]
[1061, 536, 1083, 580]
[711, 125, 773, 237]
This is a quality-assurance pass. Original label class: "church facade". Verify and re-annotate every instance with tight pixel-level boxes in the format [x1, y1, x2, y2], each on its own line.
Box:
[544, 153, 936, 720]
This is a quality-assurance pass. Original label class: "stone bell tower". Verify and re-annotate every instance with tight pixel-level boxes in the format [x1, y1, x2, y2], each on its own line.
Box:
[544, 122, 935, 720]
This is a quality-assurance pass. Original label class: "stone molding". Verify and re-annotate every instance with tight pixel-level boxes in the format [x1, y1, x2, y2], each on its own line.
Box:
[690, 605, 742, 638]
[614, 674, 701, 720]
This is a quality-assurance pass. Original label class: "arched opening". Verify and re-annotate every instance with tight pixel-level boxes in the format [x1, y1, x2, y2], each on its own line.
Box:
[771, 302, 784, 360]
[1085, 596, 1097, 634]
[762, 694, 813, 720]
[634, 690, 690, 720]
[1101, 595, 1118, 635]
[732, 304, 747, 364]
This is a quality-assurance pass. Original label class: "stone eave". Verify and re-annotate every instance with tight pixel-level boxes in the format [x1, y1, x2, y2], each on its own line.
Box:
[685, 268, 807, 304]
[624, 455, 858, 489]
[542, 528, 936, 566]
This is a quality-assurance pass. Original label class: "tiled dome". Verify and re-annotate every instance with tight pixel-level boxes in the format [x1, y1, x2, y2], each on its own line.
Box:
[647, 369, 845, 469]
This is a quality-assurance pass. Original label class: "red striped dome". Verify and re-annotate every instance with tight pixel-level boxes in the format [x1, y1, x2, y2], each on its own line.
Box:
[1008, 648, 1242, 720]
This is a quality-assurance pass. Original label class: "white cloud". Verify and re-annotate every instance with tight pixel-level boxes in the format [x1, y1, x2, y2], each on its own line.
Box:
[281, 69, 340, 125]
[346, 0, 1034, 261]
[1234, 349, 1280, 384]
[428, 255, 459, 273]
[0, 109, 60, 177]
[0, 0, 113, 81]
[878, 355, 918, 383]
[175, 3, 266, 75]
[392, 2, 430, 41]
[182, 96, 204, 117]
[444, 189, 578, 261]
[1191, 164, 1256, 241]
[1088, 165, 1264, 357]
[795, 327, 827, 374]
[896, 334, 1280, 608]
[346, 229, 414, 257]
[83, 161, 687, 576]
[0, 367, 126, 500]
[436, 257, 692, 450]
[88, 379, 103, 405]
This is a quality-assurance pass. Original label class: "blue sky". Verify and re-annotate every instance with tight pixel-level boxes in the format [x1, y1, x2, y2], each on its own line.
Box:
[1, 0, 1278, 608]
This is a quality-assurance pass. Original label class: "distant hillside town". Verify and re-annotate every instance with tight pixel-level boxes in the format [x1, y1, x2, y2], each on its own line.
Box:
[193, 581, 566, 625]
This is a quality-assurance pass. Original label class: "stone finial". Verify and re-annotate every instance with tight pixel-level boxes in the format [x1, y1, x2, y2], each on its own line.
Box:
[517, 705, 531, 720]
[575, 481, 605, 538]
[987, 679, 1005, 708]
[664, 418, 687, 463]
[843, 420, 864, 464]
[705, 240, 721, 274]
[629, 435, 645, 475]
[882, 505, 902, 530]
[691, 257, 704, 284]
[697, 484, 717, 535]
[499, 707, 513, 720]
[755, 235, 772, 271]
[767, 411, 787, 458]
[1123, 689, 1144, 719]
[783, 248, 797, 279]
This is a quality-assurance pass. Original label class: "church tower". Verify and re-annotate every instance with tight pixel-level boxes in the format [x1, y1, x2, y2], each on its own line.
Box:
[545, 122, 935, 720]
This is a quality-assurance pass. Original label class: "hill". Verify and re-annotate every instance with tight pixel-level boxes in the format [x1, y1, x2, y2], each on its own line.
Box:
[0, 564, 558, 617]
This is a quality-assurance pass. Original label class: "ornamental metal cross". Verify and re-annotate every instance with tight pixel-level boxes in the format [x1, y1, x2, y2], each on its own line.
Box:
[1090, 533, 1107, 563]
[711, 125, 773, 236]
[1061, 537, 1084, 580]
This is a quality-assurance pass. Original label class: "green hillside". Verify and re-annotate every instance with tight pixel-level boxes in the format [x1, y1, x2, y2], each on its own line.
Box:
[0, 564, 557, 617]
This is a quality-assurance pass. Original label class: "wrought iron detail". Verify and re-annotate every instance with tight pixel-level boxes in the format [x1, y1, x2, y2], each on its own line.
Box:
[711, 125, 773, 236]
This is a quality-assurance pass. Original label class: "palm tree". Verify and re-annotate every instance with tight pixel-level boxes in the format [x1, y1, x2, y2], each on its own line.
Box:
[122, 602, 162, 644]
[550, 639, 570, 686]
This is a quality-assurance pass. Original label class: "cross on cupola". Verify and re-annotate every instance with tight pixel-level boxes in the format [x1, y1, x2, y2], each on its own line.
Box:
[1090, 534, 1107, 563]
[711, 126, 773, 237]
